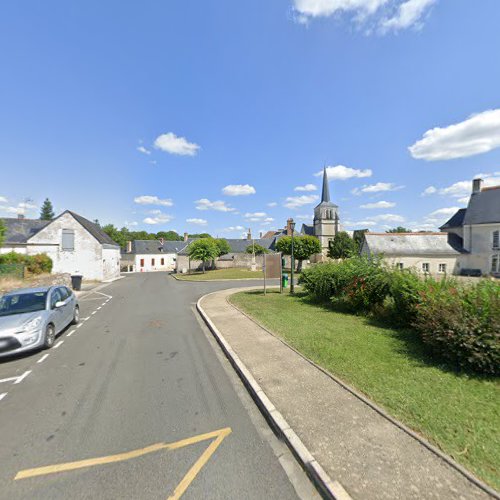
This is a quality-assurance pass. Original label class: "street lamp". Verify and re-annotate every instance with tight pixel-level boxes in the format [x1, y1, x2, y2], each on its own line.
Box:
[290, 220, 296, 294]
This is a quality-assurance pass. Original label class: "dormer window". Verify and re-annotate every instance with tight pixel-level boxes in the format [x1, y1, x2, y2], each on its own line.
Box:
[493, 230, 499, 249]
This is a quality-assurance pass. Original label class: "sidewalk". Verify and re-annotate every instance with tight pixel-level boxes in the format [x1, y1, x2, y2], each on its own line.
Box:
[199, 288, 495, 500]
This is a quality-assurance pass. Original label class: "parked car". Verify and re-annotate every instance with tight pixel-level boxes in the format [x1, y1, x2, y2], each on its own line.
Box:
[0, 286, 79, 358]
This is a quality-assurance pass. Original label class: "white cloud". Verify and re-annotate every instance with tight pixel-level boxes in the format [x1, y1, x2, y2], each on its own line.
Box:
[457, 197, 469, 205]
[409, 109, 500, 161]
[380, 0, 436, 33]
[143, 213, 174, 225]
[245, 212, 267, 218]
[283, 194, 319, 209]
[147, 209, 162, 215]
[137, 146, 151, 155]
[264, 217, 275, 222]
[293, 0, 388, 21]
[0, 196, 7, 203]
[267, 202, 278, 207]
[369, 213, 405, 222]
[421, 186, 437, 196]
[344, 220, 377, 227]
[125, 221, 138, 227]
[222, 184, 256, 196]
[186, 218, 207, 225]
[294, 184, 317, 192]
[223, 225, 245, 232]
[423, 173, 500, 198]
[195, 199, 235, 212]
[315, 165, 372, 180]
[360, 200, 396, 209]
[295, 214, 313, 221]
[428, 207, 460, 218]
[352, 182, 404, 195]
[154, 132, 200, 156]
[134, 195, 173, 207]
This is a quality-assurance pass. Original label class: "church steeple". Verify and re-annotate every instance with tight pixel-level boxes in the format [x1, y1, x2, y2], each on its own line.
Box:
[321, 167, 330, 203]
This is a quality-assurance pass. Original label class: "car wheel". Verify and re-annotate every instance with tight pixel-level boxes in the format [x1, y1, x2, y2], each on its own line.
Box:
[72, 305, 80, 325]
[43, 324, 56, 349]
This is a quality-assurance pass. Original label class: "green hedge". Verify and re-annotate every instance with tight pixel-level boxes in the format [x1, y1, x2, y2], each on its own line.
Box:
[0, 252, 53, 275]
[299, 258, 500, 375]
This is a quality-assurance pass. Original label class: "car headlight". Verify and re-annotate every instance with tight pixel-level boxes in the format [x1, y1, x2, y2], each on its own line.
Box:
[18, 316, 43, 333]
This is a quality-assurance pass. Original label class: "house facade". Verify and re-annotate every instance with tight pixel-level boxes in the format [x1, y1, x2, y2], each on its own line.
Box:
[301, 167, 340, 254]
[1, 211, 121, 281]
[440, 179, 500, 277]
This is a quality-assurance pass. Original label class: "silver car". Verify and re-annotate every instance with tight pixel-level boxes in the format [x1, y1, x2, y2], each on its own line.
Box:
[0, 286, 79, 358]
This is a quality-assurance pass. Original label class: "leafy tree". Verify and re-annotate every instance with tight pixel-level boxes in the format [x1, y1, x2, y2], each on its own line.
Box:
[189, 233, 212, 239]
[156, 231, 182, 241]
[328, 231, 357, 259]
[187, 238, 219, 273]
[0, 219, 6, 247]
[386, 226, 412, 233]
[39, 198, 55, 220]
[276, 235, 321, 271]
[246, 243, 269, 255]
[102, 224, 128, 248]
[214, 238, 231, 257]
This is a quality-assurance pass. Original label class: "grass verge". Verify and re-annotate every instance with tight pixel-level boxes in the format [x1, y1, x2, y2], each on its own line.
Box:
[229, 289, 500, 490]
[174, 268, 264, 281]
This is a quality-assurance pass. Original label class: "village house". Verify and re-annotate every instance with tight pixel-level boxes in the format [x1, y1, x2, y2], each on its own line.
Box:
[1, 211, 121, 281]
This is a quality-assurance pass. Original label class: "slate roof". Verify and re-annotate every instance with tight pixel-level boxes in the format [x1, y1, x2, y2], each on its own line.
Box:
[440, 208, 466, 230]
[301, 224, 314, 236]
[463, 186, 500, 225]
[66, 211, 119, 246]
[2, 218, 50, 244]
[126, 240, 191, 255]
[363, 232, 462, 256]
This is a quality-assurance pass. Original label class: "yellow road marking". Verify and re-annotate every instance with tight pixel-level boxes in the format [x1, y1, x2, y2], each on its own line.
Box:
[15, 427, 232, 500]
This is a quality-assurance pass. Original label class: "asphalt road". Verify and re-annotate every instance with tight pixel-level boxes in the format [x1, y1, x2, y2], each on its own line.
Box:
[0, 273, 314, 499]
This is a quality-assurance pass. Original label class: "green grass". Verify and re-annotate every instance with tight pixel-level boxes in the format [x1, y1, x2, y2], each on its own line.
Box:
[174, 268, 265, 281]
[230, 289, 500, 490]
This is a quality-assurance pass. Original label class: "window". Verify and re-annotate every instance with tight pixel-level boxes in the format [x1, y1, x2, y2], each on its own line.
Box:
[58, 287, 69, 301]
[140, 259, 144, 267]
[161, 258, 165, 266]
[492, 254, 500, 273]
[493, 230, 500, 249]
[61, 229, 75, 251]
[396, 263, 404, 270]
[422, 262, 430, 273]
[50, 289, 62, 309]
[438, 263, 447, 274]
[151, 258, 155, 266]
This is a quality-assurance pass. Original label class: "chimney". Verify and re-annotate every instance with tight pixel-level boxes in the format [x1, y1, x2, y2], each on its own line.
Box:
[259, 231, 263, 238]
[126, 241, 132, 253]
[17, 214, 25, 220]
[472, 178, 483, 193]
[183, 232, 189, 242]
[247, 228, 252, 241]
[286, 218, 294, 236]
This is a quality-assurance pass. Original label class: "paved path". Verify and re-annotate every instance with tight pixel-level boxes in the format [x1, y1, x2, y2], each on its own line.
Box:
[0, 274, 315, 499]
[200, 287, 496, 500]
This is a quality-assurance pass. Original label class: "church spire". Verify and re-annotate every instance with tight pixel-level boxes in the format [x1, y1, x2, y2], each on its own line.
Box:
[321, 167, 330, 203]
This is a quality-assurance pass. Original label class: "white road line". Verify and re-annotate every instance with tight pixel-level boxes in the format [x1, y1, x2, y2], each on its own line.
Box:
[13, 370, 32, 385]
[67, 329, 76, 337]
[97, 306, 102, 310]
[95, 292, 112, 299]
[37, 354, 50, 364]
[91, 311, 97, 315]
[101, 303, 106, 307]
[0, 393, 7, 401]
[53, 341, 64, 349]
[76, 324, 83, 329]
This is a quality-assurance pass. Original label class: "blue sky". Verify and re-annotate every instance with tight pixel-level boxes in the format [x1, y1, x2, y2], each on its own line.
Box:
[1, 0, 499, 237]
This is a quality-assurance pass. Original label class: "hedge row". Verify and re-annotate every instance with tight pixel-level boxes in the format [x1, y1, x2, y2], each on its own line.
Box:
[299, 258, 500, 375]
[0, 252, 53, 275]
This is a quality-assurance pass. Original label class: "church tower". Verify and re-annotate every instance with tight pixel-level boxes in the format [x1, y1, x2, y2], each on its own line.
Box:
[313, 168, 339, 253]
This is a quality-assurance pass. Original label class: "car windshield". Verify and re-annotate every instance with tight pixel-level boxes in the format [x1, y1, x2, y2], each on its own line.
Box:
[0, 292, 47, 317]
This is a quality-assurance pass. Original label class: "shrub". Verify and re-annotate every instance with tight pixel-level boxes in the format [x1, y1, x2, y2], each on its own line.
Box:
[387, 269, 427, 325]
[413, 280, 500, 375]
[0, 252, 53, 275]
[299, 262, 346, 301]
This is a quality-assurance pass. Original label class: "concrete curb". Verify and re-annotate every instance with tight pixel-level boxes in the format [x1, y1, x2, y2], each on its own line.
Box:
[226, 289, 500, 500]
[172, 274, 267, 283]
[197, 290, 352, 500]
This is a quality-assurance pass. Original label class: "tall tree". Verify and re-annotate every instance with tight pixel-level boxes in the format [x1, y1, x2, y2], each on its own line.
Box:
[328, 231, 357, 259]
[245, 243, 269, 255]
[0, 219, 6, 247]
[156, 230, 182, 241]
[39, 198, 55, 220]
[386, 227, 412, 233]
[276, 235, 321, 271]
[102, 224, 128, 248]
[187, 238, 219, 273]
[188, 233, 212, 239]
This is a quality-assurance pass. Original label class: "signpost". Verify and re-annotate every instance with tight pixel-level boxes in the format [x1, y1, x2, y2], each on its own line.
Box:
[263, 253, 282, 296]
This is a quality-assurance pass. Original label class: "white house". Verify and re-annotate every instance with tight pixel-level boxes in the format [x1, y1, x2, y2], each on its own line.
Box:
[361, 232, 462, 275]
[440, 178, 500, 277]
[122, 240, 191, 272]
[1, 211, 121, 281]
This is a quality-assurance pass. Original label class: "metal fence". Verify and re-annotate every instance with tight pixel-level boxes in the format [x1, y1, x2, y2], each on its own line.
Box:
[0, 263, 25, 280]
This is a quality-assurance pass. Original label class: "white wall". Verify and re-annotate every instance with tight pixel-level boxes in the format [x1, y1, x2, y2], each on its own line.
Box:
[135, 253, 176, 272]
[102, 246, 121, 280]
[381, 255, 459, 275]
[0, 245, 27, 255]
[461, 223, 500, 275]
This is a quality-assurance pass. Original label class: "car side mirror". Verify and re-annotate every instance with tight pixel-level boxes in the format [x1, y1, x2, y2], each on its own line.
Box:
[55, 301, 65, 308]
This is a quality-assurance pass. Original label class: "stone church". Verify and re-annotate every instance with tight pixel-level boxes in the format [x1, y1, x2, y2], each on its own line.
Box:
[301, 167, 340, 254]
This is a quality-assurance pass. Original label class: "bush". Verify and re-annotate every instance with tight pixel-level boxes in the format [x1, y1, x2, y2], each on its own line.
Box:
[0, 252, 53, 275]
[413, 280, 500, 375]
[387, 269, 427, 325]
[299, 262, 345, 301]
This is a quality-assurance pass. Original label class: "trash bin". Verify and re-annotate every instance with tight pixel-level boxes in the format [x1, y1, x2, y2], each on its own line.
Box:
[71, 275, 83, 291]
[282, 273, 289, 288]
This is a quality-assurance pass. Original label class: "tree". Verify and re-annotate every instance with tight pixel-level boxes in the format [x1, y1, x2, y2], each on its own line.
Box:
[386, 227, 412, 233]
[102, 224, 128, 248]
[276, 235, 321, 271]
[0, 219, 6, 247]
[39, 198, 55, 220]
[189, 233, 212, 239]
[156, 231, 182, 241]
[187, 238, 219, 273]
[245, 243, 269, 255]
[214, 238, 231, 257]
[328, 231, 357, 259]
